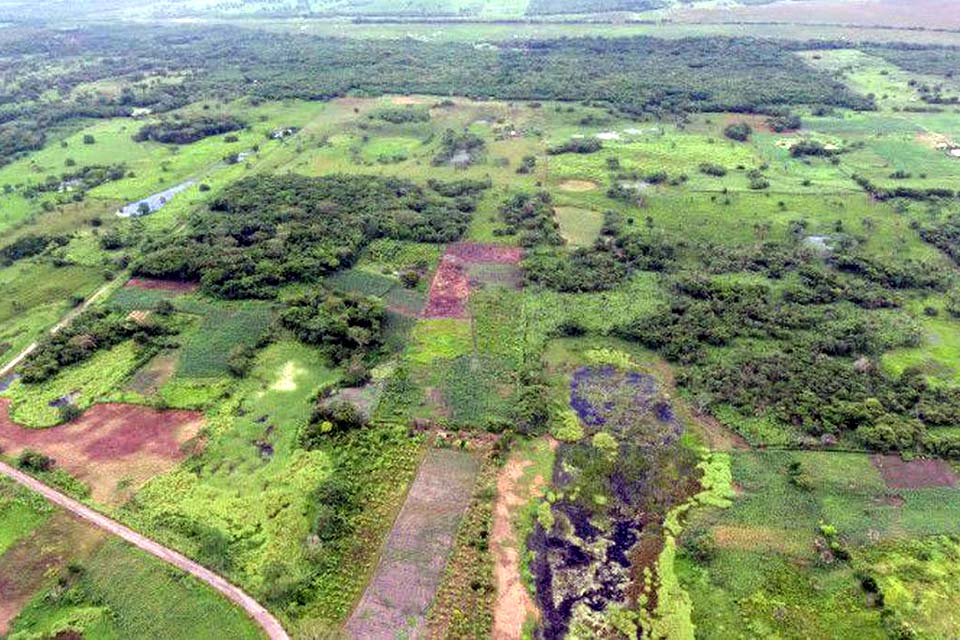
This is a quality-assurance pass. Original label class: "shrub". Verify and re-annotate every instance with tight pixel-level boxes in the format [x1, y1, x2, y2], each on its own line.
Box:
[699, 163, 727, 177]
[723, 122, 752, 142]
[547, 138, 602, 155]
[18, 449, 55, 472]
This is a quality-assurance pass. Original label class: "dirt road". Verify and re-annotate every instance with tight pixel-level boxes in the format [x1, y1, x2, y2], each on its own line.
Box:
[0, 460, 288, 640]
[0, 276, 122, 379]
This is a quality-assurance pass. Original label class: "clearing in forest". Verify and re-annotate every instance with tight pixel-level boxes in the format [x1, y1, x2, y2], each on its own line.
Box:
[0, 399, 203, 504]
[346, 447, 478, 640]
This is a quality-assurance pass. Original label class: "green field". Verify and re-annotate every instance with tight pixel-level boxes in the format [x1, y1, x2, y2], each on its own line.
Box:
[3, 16, 960, 639]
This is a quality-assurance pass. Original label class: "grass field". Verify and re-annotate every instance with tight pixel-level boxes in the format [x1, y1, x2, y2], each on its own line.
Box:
[677, 450, 960, 639]
[8, 538, 264, 640]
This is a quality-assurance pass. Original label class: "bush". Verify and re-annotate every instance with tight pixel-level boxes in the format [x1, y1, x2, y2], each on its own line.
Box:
[856, 415, 924, 452]
[301, 400, 368, 447]
[723, 122, 752, 142]
[547, 138, 602, 155]
[699, 162, 727, 177]
[226, 344, 256, 377]
[18, 449, 55, 472]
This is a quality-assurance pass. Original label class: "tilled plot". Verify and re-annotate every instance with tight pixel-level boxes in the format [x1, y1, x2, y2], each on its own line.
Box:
[872, 454, 958, 489]
[0, 399, 203, 504]
[125, 277, 199, 293]
[423, 244, 523, 318]
[423, 255, 470, 319]
[347, 448, 479, 640]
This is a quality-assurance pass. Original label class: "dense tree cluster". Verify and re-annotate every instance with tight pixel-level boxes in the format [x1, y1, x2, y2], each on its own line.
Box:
[133, 115, 245, 145]
[495, 192, 565, 247]
[370, 106, 430, 124]
[790, 140, 840, 158]
[20, 309, 176, 383]
[0, 233, 69, 266]
[134, 174, 483, 298]
[524, 231, 675, 292]
[432, 129, 485, 166]
[0, 25, 875, 165]
[547, 138, 602, 155]
[280, 288, 386, 364]
[723, 121, 753, 141]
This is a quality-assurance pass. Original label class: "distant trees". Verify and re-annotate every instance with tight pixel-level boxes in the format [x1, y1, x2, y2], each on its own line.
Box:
[547, 138, 602, 155]
[370, 106, 430, 124]
[134, 115, 244, 145]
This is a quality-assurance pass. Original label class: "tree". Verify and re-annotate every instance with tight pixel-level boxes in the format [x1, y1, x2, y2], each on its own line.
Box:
[82, 134, 96, 145]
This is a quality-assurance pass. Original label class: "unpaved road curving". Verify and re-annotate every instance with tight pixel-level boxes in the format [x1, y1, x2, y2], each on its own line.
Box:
[0, 460, 288, 640]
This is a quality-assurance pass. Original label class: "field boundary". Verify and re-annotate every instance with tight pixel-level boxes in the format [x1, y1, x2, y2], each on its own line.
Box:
[0, 274, 125, 379]
[0, 460, 288, 640]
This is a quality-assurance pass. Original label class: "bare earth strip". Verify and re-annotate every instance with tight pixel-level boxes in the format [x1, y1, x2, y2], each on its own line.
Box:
[0, 460, 288, 640]
[492, 438, 556, 640]
[347, 447, 479, 640]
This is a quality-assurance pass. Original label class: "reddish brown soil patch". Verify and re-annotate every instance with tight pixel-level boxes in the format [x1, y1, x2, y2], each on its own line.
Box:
[423, 255, 470, 319]
[491, 438, 557, 639]
[0, 399, 203, 504]
[447, 243, 522, 264]
[722, 113, 779, 134]
[423, 244, 523, 319]
[347, 448, 478, 640]
[872, 454, 958, 489]
[0, 512, 105, 634]
[124, 351, 177, 395]
[124, 277, 199, 293]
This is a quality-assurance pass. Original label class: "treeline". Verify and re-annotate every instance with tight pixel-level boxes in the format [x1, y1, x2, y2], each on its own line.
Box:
[133, 115, 245, 145]
[0, 24, 875, 165]
[525, 0, 667, 14]
[134, 174, 486, 299]
[0, 233, 69, 266]
[20, 308, 177, 385]
[853, 174, 957, 201]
